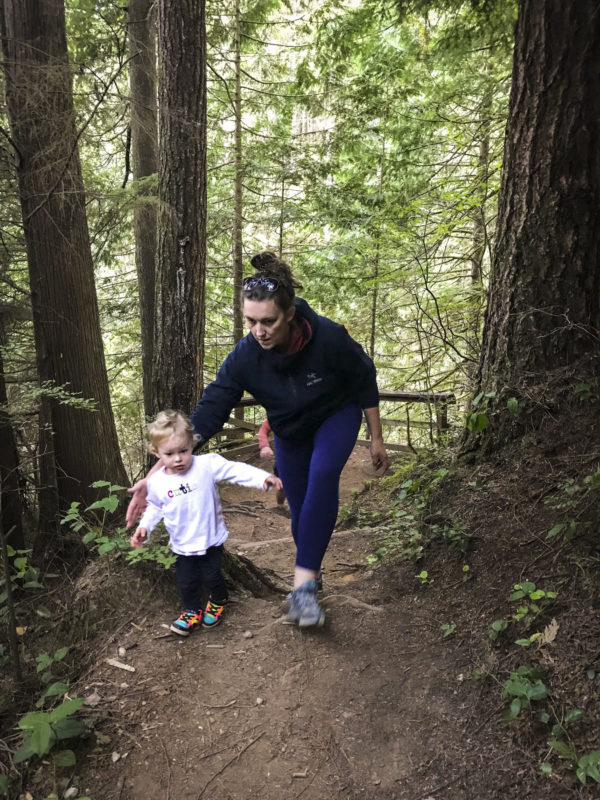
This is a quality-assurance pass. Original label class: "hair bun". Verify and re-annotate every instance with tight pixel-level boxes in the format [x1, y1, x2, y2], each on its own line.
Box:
[250, 251, 278, 271]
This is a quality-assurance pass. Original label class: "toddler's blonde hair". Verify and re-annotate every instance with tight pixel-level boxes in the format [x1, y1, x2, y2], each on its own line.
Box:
[147, 409, 199, 452]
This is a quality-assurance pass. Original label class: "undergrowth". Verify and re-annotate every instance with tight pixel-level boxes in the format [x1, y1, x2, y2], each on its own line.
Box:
[348, 393, 600, 792]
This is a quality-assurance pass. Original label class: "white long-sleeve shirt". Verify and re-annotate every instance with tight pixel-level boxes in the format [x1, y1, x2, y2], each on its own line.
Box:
[138, 453, 270, 556]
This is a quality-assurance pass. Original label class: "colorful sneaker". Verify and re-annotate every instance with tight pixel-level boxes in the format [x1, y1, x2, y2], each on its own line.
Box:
[286, 579, 325, 627]
[202, 599, 226, 628]
[170, 609, 202, 636]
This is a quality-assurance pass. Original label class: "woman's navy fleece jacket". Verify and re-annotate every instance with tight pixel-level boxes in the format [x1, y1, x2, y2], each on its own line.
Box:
[190, 298, 380, 443]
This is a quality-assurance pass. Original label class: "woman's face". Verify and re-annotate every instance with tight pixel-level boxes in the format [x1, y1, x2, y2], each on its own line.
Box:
[243, 298, 295, 351]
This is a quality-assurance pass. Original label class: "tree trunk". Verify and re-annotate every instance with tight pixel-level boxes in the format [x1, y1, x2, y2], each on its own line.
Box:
[0, 0, 128, 511]
[232, 0, 244, 346]
[0, 349, 24, 550]
[129, 0, 158, 421]
[479, 0, 600, 408]
[152, 0, 207, 414]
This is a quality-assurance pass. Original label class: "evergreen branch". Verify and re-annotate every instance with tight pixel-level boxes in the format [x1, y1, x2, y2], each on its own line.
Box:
[207, 62, 237, 117]
[24, 56, 133, 223]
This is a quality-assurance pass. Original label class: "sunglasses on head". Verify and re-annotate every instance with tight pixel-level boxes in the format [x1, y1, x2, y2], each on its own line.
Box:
[242, 275, 279, 292]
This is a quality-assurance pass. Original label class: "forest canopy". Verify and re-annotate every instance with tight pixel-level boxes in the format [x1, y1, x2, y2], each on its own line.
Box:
[2, 0, 599, 540]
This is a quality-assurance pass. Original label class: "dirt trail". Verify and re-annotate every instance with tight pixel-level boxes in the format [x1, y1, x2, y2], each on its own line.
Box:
[63, 449, 488, 800]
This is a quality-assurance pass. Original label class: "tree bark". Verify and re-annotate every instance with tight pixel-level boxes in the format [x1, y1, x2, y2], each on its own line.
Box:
[129, 0, 158, 421]
[222, 550, 285, 597]
[0, 0, 128, 511]
[479, 0, 600, 403]
[232, 0, 244, 346]
[152, 0, 207, 414]
[0, 349, 24, 550]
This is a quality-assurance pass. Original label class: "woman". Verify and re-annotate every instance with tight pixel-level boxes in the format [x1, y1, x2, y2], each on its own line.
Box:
[128, 251, 388, 627]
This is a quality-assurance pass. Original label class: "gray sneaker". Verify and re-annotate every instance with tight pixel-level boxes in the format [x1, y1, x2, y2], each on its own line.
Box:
[286, 579, 325, 627]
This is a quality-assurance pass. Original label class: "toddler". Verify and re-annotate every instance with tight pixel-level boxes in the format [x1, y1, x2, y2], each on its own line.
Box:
[130, 410, 282, 636]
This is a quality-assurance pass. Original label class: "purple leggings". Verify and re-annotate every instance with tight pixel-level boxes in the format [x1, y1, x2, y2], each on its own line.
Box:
[274, 404, 362, 571]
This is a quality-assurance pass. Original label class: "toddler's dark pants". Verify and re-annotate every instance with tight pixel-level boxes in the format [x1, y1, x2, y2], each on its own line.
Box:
[174, 544, 228, 610]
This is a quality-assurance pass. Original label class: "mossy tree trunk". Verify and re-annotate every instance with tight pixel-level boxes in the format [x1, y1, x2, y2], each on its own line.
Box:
[129, 0, 158, 422]
[152, 0, 207, 414]
[0, 0, 128, 513]
[0, 350, 24, 550]
[476, 0, 600, 437]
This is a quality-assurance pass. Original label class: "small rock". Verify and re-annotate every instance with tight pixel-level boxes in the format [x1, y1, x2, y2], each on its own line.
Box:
[85, 691, 101, 707]
[256, 697, 264, 705]
[111, 752, 121, 763]
[64, 789, 79, 799]
[118, 647, 127, 658]
[243, 630, 253, 639]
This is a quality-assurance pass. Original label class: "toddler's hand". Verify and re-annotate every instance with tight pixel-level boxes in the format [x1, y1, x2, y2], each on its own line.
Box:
[130, 527, 148, 549]
[259, 445, 274, 459]
[263, 474, 283, 492]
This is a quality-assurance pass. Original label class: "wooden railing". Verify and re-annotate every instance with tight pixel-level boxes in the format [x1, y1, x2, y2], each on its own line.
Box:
[211, 390, 455, 456]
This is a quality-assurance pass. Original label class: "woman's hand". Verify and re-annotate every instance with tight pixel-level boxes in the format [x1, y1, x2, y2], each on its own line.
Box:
[263, 474, 283, 491]
[126, 478, 148, 528]
[370, 440, 389, 476]
[363, 407, 389, 476]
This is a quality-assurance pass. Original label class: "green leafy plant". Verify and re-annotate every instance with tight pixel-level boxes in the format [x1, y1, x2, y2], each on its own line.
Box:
[62, 480, 126, 542]
[506, 396, 520, 416]
[544, 707, 600, 784]
[575, 751, 600, 784]
[63, 480, 179, 570]
[509, 581, 556, 622]
[62, 481, 131, 556]
[488, 618, 508, 641]
[502, 665, 549, 718]
[0, 546, 42, 608]
[365, 509, 423, 564]
[546, 520, 577, 540]
[515, 633, 541, 648]
[430, 521, 471, 555]
[35, 647, 70, 708]
[125, 535, 177, 570]
[415, 569, 433, 585]
[466, 391, 495, 433]
[13, 699, 87, 764]
[440, 622, 456, 638]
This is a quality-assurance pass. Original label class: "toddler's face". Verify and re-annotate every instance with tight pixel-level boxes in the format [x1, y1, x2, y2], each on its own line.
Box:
[154, 432, 194, 475]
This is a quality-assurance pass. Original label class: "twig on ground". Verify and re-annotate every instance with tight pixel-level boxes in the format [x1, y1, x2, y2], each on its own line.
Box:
[195, 730, 265, 799]
[159, 736, 173, 800]
[199, 699, 237, 709]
